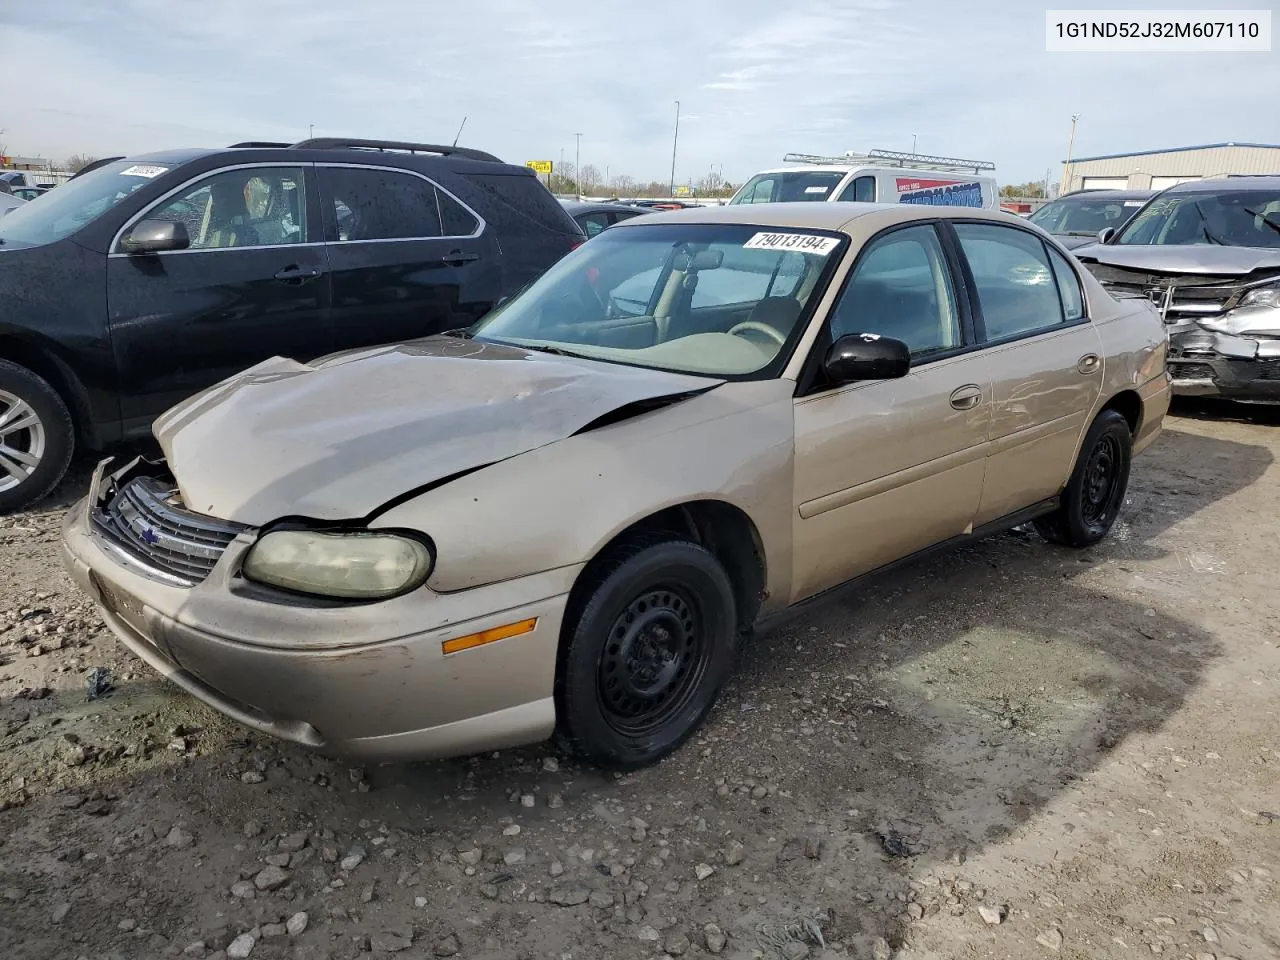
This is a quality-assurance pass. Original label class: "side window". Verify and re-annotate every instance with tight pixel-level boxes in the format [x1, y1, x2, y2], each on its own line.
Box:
[438, 190, 480, 236]
[320, 167, 442, 241]
[691, 250, 806, 308]
[578, 213, 610, 237]
[741, 178, 776, 204]
[828, 224, 960, 359]
[142, 166, 307, 250]
[837, 175, 876, 202]
[1047, 246, 1085, 321]
[953, 223, 1063, 341]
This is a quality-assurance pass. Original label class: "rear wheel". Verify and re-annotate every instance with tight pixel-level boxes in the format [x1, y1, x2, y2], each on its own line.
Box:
[556, 538, 737, 770]
[0, 360, 75, 514]
[1034, 409, 1132, 547]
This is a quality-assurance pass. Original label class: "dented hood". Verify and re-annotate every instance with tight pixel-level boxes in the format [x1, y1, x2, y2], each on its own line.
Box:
[153, 337, 720, 525]
[1075, 243, 1280, 276]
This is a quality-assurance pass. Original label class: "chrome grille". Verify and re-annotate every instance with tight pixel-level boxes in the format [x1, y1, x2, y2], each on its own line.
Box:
[1084, 264, 1260, 323]
[92, 476, 246, 585]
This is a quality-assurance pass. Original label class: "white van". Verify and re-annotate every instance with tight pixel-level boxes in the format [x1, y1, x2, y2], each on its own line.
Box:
[729, 149, 999, 210]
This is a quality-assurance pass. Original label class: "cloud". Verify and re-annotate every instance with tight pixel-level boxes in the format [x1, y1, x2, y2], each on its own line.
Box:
[1, 0, 1276, 184]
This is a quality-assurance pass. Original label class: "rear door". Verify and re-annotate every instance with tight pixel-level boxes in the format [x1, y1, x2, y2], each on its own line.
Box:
[946, 221, 1105, 524]
[318, 164, 498, 353]
[106, 163, 330, 432]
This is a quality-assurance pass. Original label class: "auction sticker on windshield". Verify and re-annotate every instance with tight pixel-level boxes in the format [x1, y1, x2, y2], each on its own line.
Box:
[120, 164, 169, 178]
[743, 232, 840, 255]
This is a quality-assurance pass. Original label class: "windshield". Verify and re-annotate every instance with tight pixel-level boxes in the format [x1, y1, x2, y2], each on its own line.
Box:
[0, 160, 170, 248]
[1114, 190, 1280, 248]
[729, 171, 846, 204]
[1030, 195, 1147, 236]
[471, 223, 846, 377]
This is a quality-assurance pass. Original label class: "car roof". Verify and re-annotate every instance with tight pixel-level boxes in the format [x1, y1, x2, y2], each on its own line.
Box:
[1162, 176, 1280, 194]
[608, 200, 1021, 234]
[560, 200, 647, 215]
[1057, 189, 1155, 201]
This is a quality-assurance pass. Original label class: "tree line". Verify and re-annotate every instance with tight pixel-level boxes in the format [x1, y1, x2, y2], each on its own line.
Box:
[545, 162, 735, 198]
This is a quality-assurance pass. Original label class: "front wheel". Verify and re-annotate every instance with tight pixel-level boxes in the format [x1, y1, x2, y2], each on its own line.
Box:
[556, 539, 737, 770]
[1034, 409, 1132, 547]
[0, 360, 75, 514]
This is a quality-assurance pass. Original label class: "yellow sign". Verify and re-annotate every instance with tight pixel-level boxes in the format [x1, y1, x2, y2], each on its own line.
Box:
[525, 160, 553, 174]
[674, 185, 691, 196]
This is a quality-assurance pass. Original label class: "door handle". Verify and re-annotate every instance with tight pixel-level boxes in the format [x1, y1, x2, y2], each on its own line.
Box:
[1077, 353, 1101, 374]
[949, 384, 983, 410]
[273, 265, 322, 284]
[440, 250, 480, 266]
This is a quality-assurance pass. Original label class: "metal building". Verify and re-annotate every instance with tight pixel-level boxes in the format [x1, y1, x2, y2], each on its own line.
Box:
[1061, 141, 1280, 193]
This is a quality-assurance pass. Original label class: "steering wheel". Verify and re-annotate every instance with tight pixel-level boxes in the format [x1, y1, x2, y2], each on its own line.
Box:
[727, 320, 786, 346]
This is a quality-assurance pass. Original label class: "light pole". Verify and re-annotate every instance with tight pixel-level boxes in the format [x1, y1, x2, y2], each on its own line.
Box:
[309, 123, 314, 138]
[1061, 113, 1080, 194]
[670, 100, 680, 198]
[911, 132, 917, 154]
[574, 132, 582, 197]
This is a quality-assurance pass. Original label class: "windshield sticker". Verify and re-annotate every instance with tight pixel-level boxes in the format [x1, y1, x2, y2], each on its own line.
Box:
[895, 177, 984, 208]
[804, 185, 830, 194]
[120, 164, 168, 179]
[743, 232, 840, 255]
[1124, 200, 1144, 206]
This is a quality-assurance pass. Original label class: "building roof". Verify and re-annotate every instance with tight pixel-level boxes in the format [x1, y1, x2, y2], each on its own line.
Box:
[1065, 142, 1280, 164]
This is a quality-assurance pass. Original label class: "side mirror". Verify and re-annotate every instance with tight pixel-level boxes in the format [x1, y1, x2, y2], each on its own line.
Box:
[823, 333, 911, 385]
[1097, 227, 1116, 245]
[121, 219, 190, 254]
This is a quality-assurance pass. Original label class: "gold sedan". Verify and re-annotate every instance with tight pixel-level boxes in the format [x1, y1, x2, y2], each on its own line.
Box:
[61, 202, 1170, 769]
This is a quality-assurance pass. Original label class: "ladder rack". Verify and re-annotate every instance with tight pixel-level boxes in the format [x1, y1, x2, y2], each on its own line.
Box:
[782, 148, 996, 175]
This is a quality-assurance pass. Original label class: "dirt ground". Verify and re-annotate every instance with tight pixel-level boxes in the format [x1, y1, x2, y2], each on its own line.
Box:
[1, 400, 1278, 960]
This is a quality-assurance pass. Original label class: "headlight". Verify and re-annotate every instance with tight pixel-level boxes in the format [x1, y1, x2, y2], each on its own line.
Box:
[1240, 285, 1280, 309]
[243, 530, 434, 600]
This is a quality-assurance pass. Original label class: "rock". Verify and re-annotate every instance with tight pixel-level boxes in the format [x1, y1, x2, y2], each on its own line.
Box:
[370, 931, 413, 953]
[361, 883, 377, 903]
[1036, 927, 1064, 952]
[503, 848, 526, 866]
[906, 902, 924, 920]
[542, 756, 560, 773]
[286, 913, 308, 936]
[261, 924, 287, 939]
[320, 845, 339, 864]
[723, 841, 746, 866]
[183, 941, 206, 955]
[415, 896, 429, 908]
[781, 943, 810, 960]
[520, 794, 535, 808]
[704, 923, 727, 955]
[340, 847, 366, 871]
[548, 860, 565, 877]
[119, 919, 137, 932]
[166, 826, 195, 850]
[694, 863, 716, 881]
[266, 853, 291, 868]
[278, 832, 309, 853]
[665, 932, 691, 956]
[547, 793, 564, 808]
[433, 935, 460, 957]
[254, 866, 290, 891]
[778, 838, 806, 862]
[240, 771, 265, 785]
[227, 933, 256, 959]
[231, 881, 256, 900]
[978, 904, 1005, 925]
[637, 925, 660, 942]
[804, 837, 823, 859]
[872, 938, 893, 960]
[51, 903, 71, 923]
[549, 881, 591, 906]
[243, 820, 264, 837]
[458, 847, 482, 866]
[502, 824, 521, 837]
[1202, 928, 1220, 944]
[589, 890, 614, 909]
[480, 884, 498, 900]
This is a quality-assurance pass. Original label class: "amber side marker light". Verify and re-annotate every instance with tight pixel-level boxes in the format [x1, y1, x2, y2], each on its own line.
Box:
[441, 618, 539, 656]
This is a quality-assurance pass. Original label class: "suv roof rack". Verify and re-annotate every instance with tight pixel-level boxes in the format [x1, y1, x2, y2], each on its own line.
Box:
[228, 141, 292, 148]
[782, 148, 996, 175]
[290, 137, 502, 163]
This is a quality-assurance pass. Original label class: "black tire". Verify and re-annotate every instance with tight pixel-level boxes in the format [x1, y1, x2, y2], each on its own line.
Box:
[556, 538, 738, 770]
[0, 360, 75, 514]
[1034, 409, 1132, 548]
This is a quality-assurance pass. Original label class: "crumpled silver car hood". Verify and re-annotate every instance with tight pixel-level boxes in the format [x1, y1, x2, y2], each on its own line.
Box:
[1075, 243, 1280, 275]
[153, 337, 721, 525]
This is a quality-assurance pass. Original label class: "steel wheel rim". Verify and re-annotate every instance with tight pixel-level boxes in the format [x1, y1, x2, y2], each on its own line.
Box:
[1080, 433, 1122, 528]
[597, 585, 709, 736]
[0, 390, 46, 495]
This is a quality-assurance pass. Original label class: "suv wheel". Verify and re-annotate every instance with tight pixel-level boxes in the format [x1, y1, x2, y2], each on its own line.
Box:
[556, 538, 738, 770]
[0, 360, 75, 514]
[1034, 409, 1132, 547]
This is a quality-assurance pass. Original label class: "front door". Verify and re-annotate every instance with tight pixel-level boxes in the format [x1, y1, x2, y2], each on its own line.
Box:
[946, 222, 1105, 524]
[317, 164, 498, 354]
[791, 222, 991, 601]
[106, 163, 330, 434]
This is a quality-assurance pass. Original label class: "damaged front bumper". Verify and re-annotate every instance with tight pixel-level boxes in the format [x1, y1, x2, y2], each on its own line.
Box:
[1167, 321, 1280, 402]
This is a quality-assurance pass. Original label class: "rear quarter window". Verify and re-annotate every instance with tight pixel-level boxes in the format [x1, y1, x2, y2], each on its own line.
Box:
[455, 171, 580, 235]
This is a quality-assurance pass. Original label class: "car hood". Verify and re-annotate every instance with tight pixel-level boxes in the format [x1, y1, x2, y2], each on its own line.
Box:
[154, 337, 722, 525]
[1053, 234, 1098, 250]
[1074, 243, 1280, 275]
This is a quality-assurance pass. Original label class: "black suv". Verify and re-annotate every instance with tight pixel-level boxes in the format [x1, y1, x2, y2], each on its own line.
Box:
[0, 138, 584, 511]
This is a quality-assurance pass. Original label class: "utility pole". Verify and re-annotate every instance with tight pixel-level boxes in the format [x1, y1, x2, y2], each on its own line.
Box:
[308, 123, 314, 138]
[1061, 113, 1080, 194]
[670, 100, 680, 198]
[911, 132, 918, 154]
[574, 132, 582, 197]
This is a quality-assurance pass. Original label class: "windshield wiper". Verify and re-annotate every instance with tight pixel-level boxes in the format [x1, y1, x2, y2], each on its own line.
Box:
[1193, 202, 1227, 245]
[1244, 207, 1280, 236]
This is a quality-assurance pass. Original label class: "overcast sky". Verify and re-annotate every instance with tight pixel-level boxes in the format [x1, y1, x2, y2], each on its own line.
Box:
[2, 0, 1277, 186]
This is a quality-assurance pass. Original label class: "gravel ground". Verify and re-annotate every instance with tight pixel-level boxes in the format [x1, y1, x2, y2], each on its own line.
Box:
[1, 400, 1278, 960]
